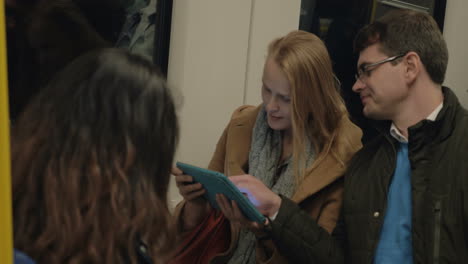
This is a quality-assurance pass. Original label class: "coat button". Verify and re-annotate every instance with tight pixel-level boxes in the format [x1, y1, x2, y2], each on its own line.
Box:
[139, 245, 147, 254]
[373, 211, 380, 218]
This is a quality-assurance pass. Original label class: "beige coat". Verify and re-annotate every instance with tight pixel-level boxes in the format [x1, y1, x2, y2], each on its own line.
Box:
[174, 105, 362, 263]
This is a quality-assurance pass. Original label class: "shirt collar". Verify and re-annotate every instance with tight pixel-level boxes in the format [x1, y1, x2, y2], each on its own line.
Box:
[390, 103, 444, 143]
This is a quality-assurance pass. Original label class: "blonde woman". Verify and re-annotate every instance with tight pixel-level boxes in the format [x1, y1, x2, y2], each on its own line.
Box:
[171, 30, 362, 264]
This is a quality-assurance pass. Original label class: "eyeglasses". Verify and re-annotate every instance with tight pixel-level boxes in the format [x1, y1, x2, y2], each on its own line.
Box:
[355, 53, 406, 82]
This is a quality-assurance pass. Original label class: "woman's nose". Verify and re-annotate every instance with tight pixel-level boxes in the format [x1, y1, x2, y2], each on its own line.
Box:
[265, 97, 279, 112]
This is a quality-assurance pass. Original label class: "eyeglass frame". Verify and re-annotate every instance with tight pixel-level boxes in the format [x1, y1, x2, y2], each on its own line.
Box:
[354, 53, 406, 82]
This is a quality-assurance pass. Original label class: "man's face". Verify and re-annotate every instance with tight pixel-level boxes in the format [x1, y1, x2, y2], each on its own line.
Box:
[352, 44, 408, 120]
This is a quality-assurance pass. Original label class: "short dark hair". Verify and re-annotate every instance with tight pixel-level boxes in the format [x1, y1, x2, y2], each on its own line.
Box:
[354, 9, 448, 84]
[13, 48, 178, 263]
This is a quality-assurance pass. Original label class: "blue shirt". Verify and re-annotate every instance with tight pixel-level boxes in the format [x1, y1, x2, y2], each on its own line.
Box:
[14, 250, 35, 264]
[374, 143, 413, 264]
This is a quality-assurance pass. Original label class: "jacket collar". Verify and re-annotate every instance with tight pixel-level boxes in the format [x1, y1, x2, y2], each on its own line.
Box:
[372, 87, 460, 146]
[230, 105, 261, 128]
[408, 87, 459, 145]
[223, 106, 261, 176]
[291, 116, 362, 203]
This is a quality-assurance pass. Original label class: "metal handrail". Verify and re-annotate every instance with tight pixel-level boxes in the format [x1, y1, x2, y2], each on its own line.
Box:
[379, 0, 430, 13]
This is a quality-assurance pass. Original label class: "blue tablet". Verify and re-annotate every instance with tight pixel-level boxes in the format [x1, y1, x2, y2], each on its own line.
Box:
[176, 162, 266, 223]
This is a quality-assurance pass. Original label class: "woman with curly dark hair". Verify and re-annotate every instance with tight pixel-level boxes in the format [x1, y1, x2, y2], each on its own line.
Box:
[11, 48, 178, 264]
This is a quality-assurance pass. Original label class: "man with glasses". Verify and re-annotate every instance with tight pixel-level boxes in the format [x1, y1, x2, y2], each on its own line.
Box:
[343, 8, 468, 263]
[217, 9, 468, 264]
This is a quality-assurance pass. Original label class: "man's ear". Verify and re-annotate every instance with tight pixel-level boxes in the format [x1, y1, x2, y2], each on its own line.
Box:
[404, 52, 421, 84]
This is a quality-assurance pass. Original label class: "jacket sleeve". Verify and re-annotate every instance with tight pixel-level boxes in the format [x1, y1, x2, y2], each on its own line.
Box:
[256, 239, 289, 264]
[256, 180, 345, 264]
[314, 177, 344, 233]
[267, 197, 346, 264]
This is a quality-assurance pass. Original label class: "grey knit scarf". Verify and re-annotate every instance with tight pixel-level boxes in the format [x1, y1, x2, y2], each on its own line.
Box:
[228, 107, 315, 264]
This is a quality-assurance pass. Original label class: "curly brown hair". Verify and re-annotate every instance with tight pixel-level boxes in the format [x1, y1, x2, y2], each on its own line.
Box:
[12, 48, 178, 263]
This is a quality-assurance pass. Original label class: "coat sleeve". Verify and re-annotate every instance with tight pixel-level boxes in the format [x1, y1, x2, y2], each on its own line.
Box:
[314, 177, 343, 234]
[265, 197, 346, 264]
[256, 180, 345, 264]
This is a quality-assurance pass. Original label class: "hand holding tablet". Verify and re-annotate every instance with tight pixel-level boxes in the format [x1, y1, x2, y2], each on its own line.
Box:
[176, 162, 266, 223]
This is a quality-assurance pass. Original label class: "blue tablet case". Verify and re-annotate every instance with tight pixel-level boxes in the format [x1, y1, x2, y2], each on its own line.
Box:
[176, 162, 266, 223]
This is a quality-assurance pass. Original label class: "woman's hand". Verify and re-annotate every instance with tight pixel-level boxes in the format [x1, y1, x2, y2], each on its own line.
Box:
[229, 174, 282, 217]
[215, 174, 282, 236]
[173, 167, 211, 230]
[216, 193, 266, 236]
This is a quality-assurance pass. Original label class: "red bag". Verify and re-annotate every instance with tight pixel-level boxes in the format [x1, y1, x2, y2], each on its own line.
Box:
[169, 210, 230, 264]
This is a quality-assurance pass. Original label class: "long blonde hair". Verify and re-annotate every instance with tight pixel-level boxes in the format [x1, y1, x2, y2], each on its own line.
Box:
[267, 30, 347, 182]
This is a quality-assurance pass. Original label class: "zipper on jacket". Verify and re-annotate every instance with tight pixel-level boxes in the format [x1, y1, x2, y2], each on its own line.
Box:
[433, 201, 442, 264]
